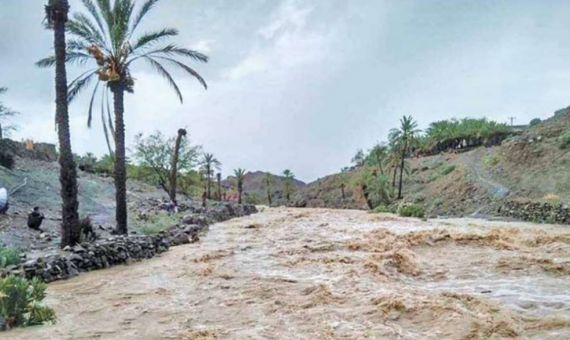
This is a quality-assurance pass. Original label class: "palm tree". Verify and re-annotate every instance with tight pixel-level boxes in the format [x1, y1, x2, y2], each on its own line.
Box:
[282, 169, 295, 202]
[216, 173, 222, 201]
[391, 116, 421, 199]
[233, 168, 246, 204]
[0, 87, 19, 139]
[368, 143, 388, 176]
[169, 128, 187, 201]
[43, 0, 80, 248]
[200, 153, 221, 199]
[37, 0, 208, 235]
[263, 172, 274, 205]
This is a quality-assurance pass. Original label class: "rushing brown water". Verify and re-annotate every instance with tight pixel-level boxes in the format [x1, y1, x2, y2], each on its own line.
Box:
[5, 208, 570, 340]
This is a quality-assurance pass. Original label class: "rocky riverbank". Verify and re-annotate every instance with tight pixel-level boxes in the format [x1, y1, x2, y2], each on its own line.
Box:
[0, 202, 257, 283]
[498, 200, 570, 224]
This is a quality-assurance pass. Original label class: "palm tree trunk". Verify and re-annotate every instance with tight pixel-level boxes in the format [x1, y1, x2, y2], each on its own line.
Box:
[397, 141, 407, 199]
[206, 165, 211, 199]
[216, 173, 221, 201]
[111, 85, 128, 234]
[53, 0, 80, 248]
[238, 184, 242, 204]
[392, 165, 398, 188]
[266, 188, 272, 205]
[169, 129, 186, 201]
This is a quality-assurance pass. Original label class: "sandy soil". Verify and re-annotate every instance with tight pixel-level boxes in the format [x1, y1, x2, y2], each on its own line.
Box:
[4, 208, 570, 340]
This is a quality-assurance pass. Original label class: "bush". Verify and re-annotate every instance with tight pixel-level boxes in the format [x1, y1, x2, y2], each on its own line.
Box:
[0, 276, 56, 330]
[440, 164, 456, 176]
[560, 132, 570, 150]
[0, 247, 22, 268]
[371, 205, 394, 213]
[139, 212, 178, 235]
[529, 118, 541, 127]
[398, 203, 425, 218]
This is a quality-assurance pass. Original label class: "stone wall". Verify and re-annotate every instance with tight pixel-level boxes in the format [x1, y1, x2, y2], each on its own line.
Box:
[498, 200, 570, 224]
[1, 203, 258, 282]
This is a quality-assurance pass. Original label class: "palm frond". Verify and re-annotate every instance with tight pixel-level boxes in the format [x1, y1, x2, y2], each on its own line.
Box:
[110, 0, 134, 53]
[68, 15, 108, 52]
[87, 81, 101, 128]
[36, 52, 92, 68]
[105, 88, 115, 138]
[130, 0, 159, 36]
[131, 28, 178, 52]
[144, 57, 183, 102]
[131, 44, 208, 63]
[155, 56, 208, 90]
[68, 70, 98, 102]
[80, 0, 108, 38]
[101, 89, 115, 157]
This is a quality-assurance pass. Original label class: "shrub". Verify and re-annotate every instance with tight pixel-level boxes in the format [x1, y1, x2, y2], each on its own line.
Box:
[398, 203, 425, 218]
[139, 212, 178, 235]
[371, 205, 393, 213]
[0, 276, 56, 330]
[0, 247, 22, 269]
[426, 173, 439, 183]
[560, 132, 570, 150]
[529, 118, 541, 127]
[440, 164, 456, 176]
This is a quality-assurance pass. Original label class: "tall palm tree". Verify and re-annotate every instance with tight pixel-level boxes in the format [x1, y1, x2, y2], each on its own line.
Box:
[37, 0, 208, 235]
[0, 87, 19, 139]
[282, 169, 295, 202]
[263, 172, 274, 205]
[216, 173, 222, 201]
[200, 153, 221, 199]
[169, 128, 186, 201]
[368, 143, 388, 176]
[43, 0, 80, 248]
[391, 116, 421, 199]
[233, 168, 246, 204]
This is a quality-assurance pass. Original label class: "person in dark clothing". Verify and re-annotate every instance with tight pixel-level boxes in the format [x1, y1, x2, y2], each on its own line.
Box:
[27, 207, 45, 231]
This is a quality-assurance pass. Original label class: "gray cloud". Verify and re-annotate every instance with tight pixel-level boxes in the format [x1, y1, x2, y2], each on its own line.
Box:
[2, 0, 570, 182]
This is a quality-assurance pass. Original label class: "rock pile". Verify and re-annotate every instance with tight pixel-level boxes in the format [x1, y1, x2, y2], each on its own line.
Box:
[1, 203, 258, 283]
[498, 201, 570, 224]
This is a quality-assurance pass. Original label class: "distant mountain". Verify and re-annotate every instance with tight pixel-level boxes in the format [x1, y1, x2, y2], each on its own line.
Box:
[221, 171, 306, 204]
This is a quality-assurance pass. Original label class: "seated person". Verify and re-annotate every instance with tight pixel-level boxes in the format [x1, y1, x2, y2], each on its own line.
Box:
[27, 207, 45, 231]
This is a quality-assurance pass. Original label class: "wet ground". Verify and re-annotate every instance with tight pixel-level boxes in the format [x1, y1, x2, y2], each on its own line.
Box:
[4, 208, 570, 340]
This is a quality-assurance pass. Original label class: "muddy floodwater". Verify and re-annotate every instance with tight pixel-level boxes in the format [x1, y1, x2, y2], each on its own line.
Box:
[5, 208, 570, 340]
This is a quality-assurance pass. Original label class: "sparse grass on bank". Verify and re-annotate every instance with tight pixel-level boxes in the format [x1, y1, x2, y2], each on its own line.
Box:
[0, 247, 22, 269]
[138, 212, 180, 236]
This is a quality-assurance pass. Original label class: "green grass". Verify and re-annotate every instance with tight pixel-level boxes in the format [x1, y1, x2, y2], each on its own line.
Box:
[440, 164, 456, 176]
[398, 203, 425, 218]
[483, 155, 500, 168]
[138, 212, 179, 236]
[0, 247, 22, 269]
[371, 205, 394, 213]
[559, 131, 570, 149]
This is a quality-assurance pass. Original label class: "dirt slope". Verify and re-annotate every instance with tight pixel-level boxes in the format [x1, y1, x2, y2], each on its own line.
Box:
[4, 208, 570, 339]
[295, 109, 570, 216]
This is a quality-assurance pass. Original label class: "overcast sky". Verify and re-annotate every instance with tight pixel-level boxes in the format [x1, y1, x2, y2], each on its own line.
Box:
[1, 0, 570, 183]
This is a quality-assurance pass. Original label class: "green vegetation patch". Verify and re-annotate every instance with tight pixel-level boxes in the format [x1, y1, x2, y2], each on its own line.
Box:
[0, 247, 22, 269]
[0, 276, 56, 330]
[398, 203, 425, 218]
[138, 212, 179, 236]
[483, 155, 500, 168]
[559, 131, 570, 150]
[440, 164, 456, 176]
[371, 205, 394, 214]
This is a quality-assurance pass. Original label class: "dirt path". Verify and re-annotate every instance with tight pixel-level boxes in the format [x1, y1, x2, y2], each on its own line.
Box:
[5, 208, 570, 340]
